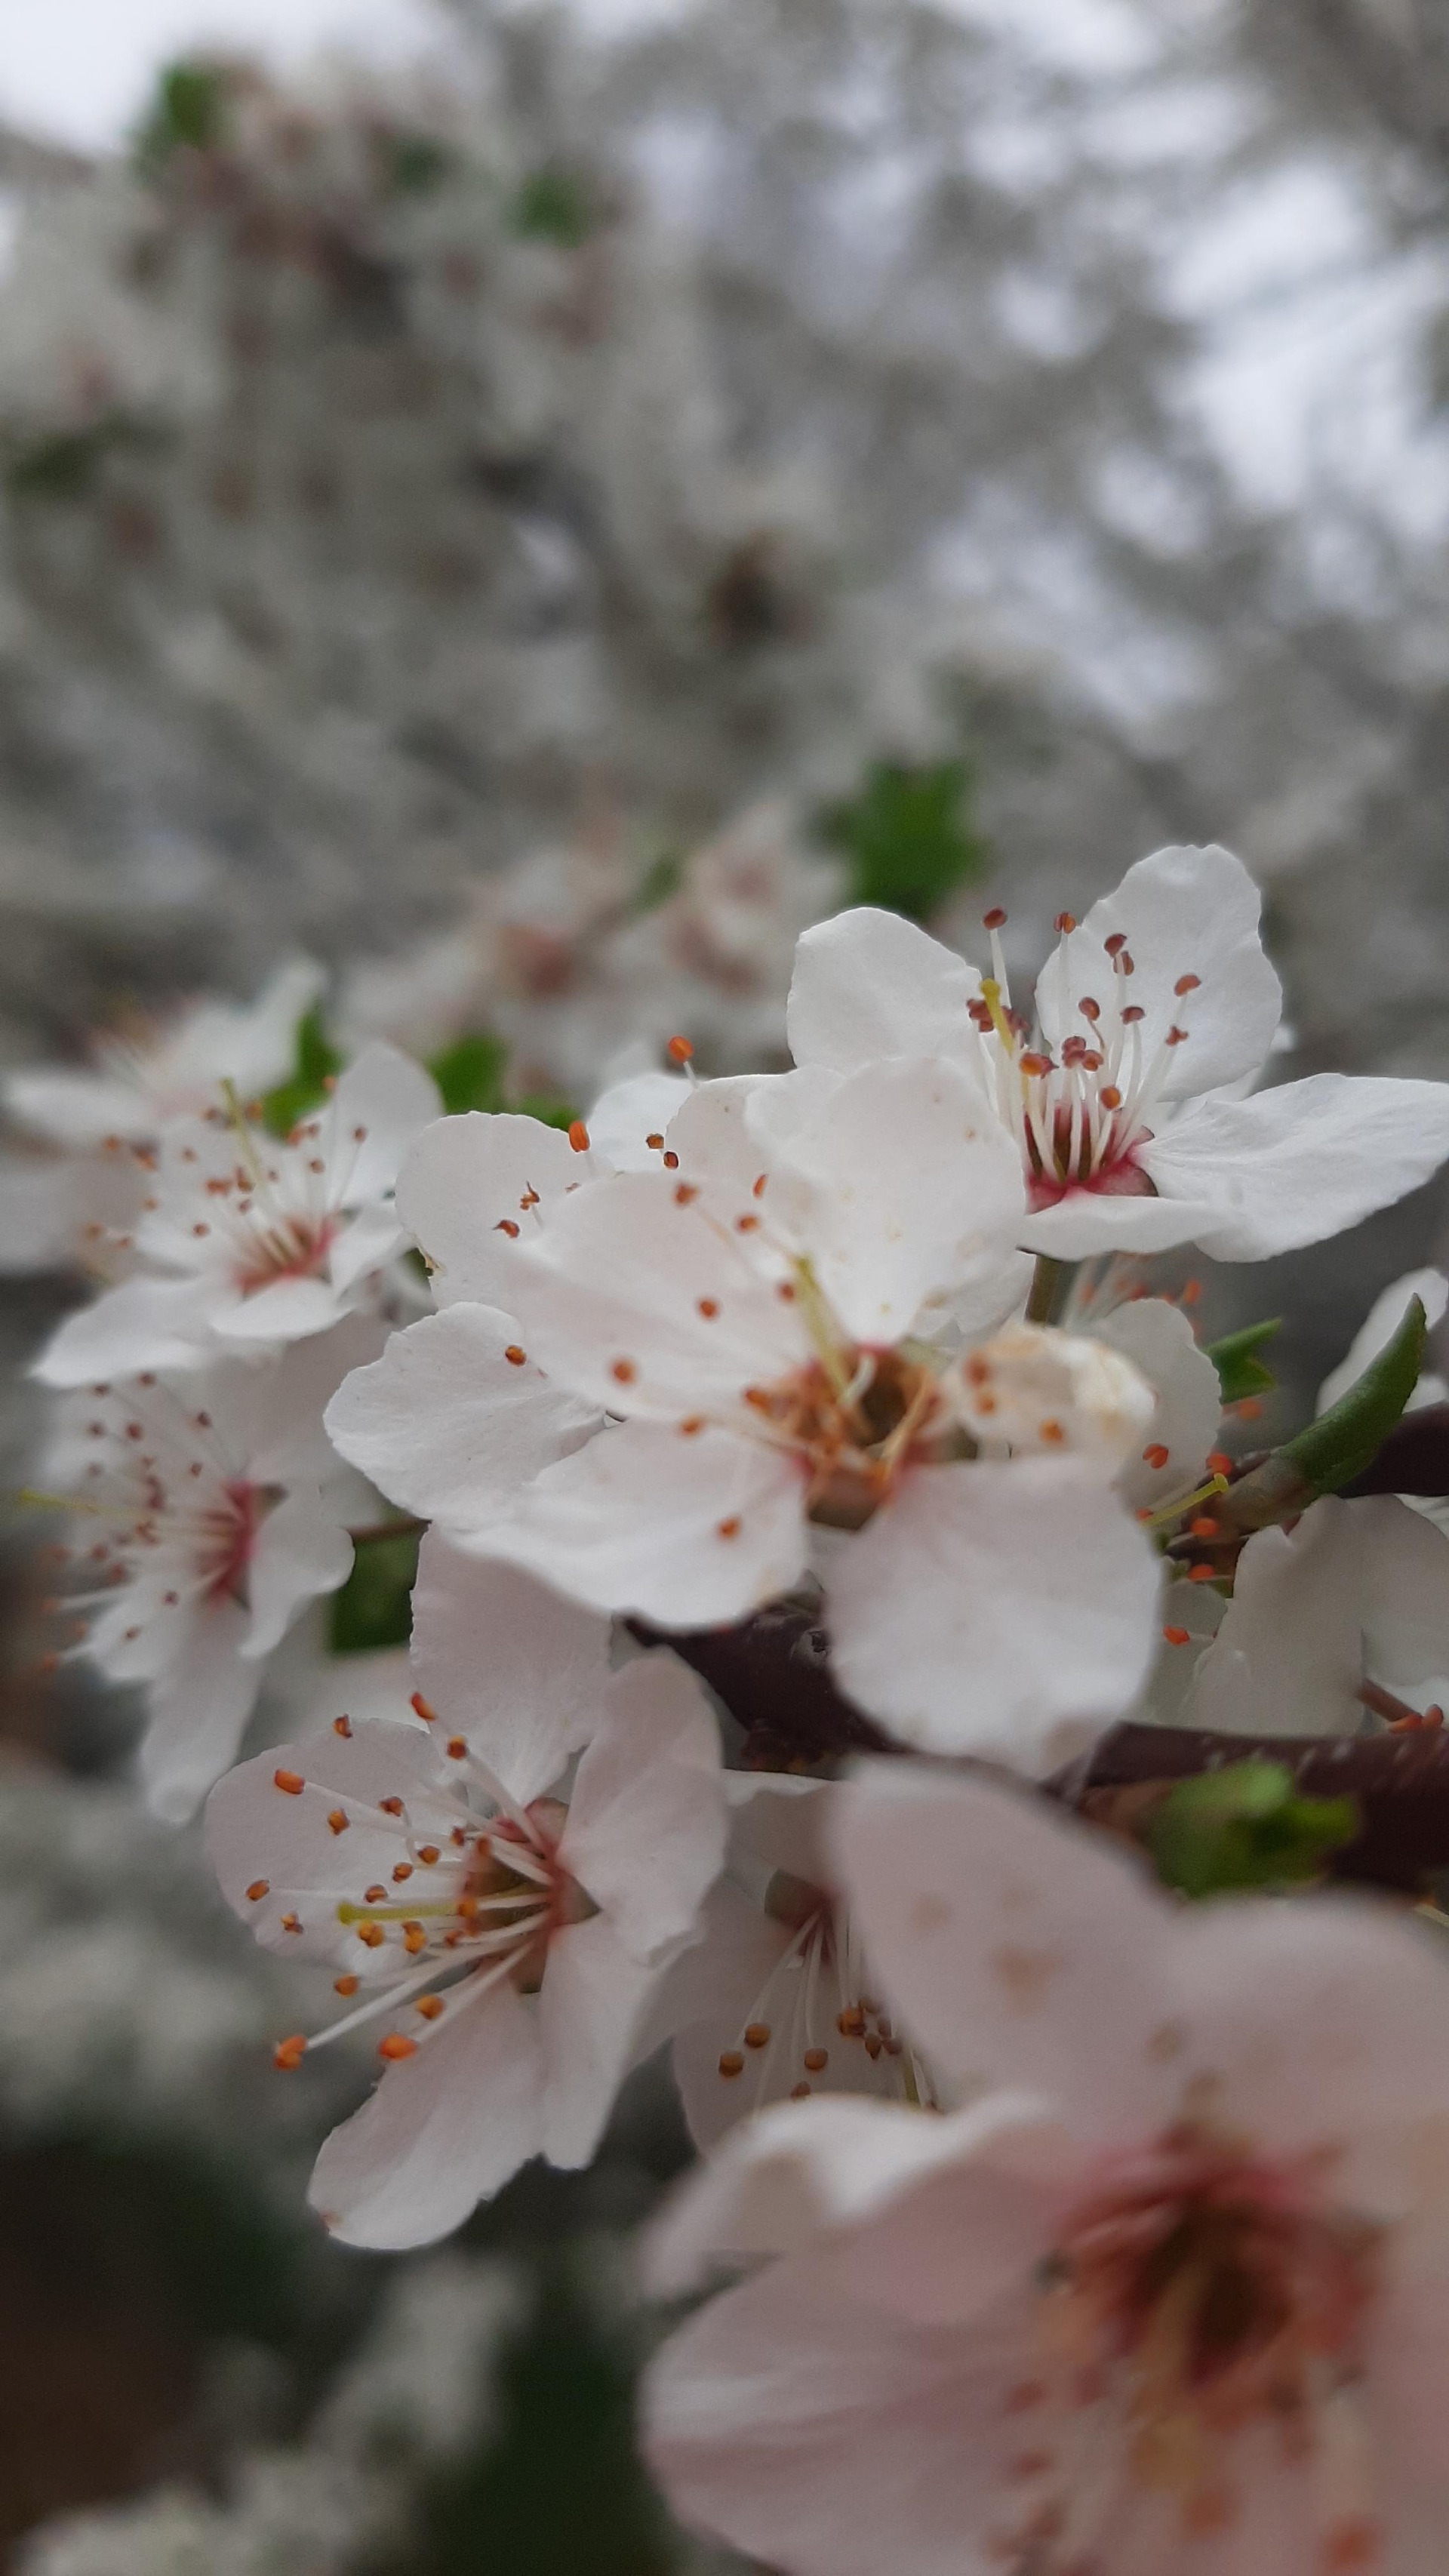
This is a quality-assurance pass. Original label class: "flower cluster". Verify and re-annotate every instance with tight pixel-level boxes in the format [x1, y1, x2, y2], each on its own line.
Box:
[21, 838, 1449, 2569]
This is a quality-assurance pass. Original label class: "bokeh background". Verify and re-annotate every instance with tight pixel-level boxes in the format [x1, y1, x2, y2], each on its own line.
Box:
[2, 1, 1449, 2565]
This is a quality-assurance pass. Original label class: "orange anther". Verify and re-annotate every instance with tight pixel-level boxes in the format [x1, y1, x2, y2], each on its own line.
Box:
[1103, 931, 1127, 957]
[334, 1974, 360, 1996]
[1019, 1052, 1052, 1078]
[365, 1885, 387, 1903]
[1038, 1420, 1065, 1445]
[417, 1845, 440, 1864]
[673, 1181, 698, 1205]
[1174, 973, 1201, 996]
[495, 1217, 520, 1237]
[744, 2023, 771, 2049]
[645, 1132, 664, 1150]
[1189, 1516, 1218, 1539]
[777, 1280, 795, 1301]
[504, 1344, 527, 1366]
[718, 2051, 745, 2079]
[1163, 1625, 1192, 1646]
[716, 1516, 742, 1540]
[246, 1879, 269, 1903]
[333, 1713, 352, 1737]
[790, 2081, 813, 2098]
[1180, 1279, 1202, 1306]
[666, 1033, 694, 1064]
[378, 2033, 417, 2060]
[327, 1809, 350, 1836]
[447, 1737, 467, 1759]
[1234, 1396, 1264, 1420]
[1188, 1563, 1217, 1583]
[280, 1913, 303, 1934]
[1099, 1084, 1122, 1110]
[274, 2034, 307, 2071]
[611, 1357, 638, 1384]
[568, 1119, 590, 1153]
[358, 1923, 385, 1947]
[416, 1994, 444, 2020]
[403, 1928, 428, 1954]
[392, 1862, 413, 1882]
[679, 1416, 704, 1436]
[983, 906, 1007, 929]
[1142, 1443, 1170, 1470]
[1054, 912, 1076, 934]
[1207, 1451, 1233, 1476]
[697, 1297, 719, 1319]
[663, 1150, 679, 1169]
[752, 1172, 768, 1198]
[410, 1692, 436, 1722]
[735, 1213, 760, 1233]
[803, 2047, 829, 2072]
[273, 1768, 306, 1796]
[837, 2005, 866, 2038]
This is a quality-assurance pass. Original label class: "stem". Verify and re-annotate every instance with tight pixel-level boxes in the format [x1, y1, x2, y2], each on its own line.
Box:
[1025, 1254, 1079, 1327]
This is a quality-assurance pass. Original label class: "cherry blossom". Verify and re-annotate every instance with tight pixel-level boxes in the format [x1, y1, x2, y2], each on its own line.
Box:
[654, 1774, 940, 2152]
[786, 845, 1449, 1260]
[1187, 1491, 1449, 1740]
[205, 1540, 727, 2247]
[33, 1043, 440, 1386]
[40, 1325, 374, 1819]
[466, 1057, 1161, 1766]
[644, 1765, 1449, 2576]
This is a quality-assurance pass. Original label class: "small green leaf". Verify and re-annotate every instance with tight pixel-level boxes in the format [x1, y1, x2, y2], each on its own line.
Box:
[328, 1531, 419, 1654]
[1205, 1318, 1280, 1405]
[428, 1031, 509, 1117]
[260, 1005, 344, 1138]
[513, 1093, 580, 1131]
[135, 59, 227, 170]
[1282, 1294, 1427, 1497]
[631, 846, 685, 916]
[816, 759, 987, 923]
[512, 168, 594, 248]
[1147, 1759, 1359, 1900]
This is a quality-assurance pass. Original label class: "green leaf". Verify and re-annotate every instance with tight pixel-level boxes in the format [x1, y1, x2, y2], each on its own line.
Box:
[512, 168, 595, 248]
[1281, 1294, 1427, 1496]
[1205, 1318, 1280, 1405]
[135, 59, 227, 170]
[630, 846, 685, 916]
[816, 759, 987, 923]
[328, 1531, 419, 1654]
[383, 133, 452, 195]
[1146, 1759, 1359, 1900]
[260, 1005, 344, 1138]
[428, 1030, 509, 1116]
[513, 1092, 580, 1131]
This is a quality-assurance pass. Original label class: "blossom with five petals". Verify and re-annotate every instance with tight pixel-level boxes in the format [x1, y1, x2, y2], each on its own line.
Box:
[206, 1539, 727, 2247]
[787, 845, 1449, 1260]
[645, 1766, 1449, 2576]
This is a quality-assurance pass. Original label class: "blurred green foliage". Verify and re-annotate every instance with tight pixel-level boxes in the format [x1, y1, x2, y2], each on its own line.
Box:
[428, 1031, 509, 1116]
[329, 1530, 420, 1653]
[512, 169, 595, 248]
[135, 60, 228, 171]
[1147, 1759, 1359, 1900]
[260, 1005, 346, 1137]
[817, 757, 987, 922]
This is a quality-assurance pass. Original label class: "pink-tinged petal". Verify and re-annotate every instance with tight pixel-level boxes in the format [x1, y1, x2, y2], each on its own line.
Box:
[215, 1273, 349, 1345]
[646, 2089, 1051, 2292]
[538, 1914, 660, 2167]
[509, 1170, 804, 1417]
[1090, 1295, 1223, 1511]
[327, 1201, 406, 1297]
[559, 1652, 724, 1956]
[1164, 1895, 1449, 2171]
[1036, 842, 1281, 1102]
[323, 1303, 596, 1538]
[205, 1719, 449, 1965]
[309, 1980, 543, 2248]
[643, 2257, 1048, 2576]
[395, 1112, 577, 1307]
[243, 1490, 354, 1660]
[828, 1768, 1174, 2137]
[32, 1274, 220, 1385]
[137, 1597, 263, 1823]
[479, 1418, 808, 1624]
[786, 906, 982, 1076]
[1318, 1267, 1449, 1414]
[1017, 1187, 1223, 1261]
[409, 1532, 613, 1808]
[325, 1042, 440, 1205]
[764, 1058, 1025, 1346]
[1188, 1497, 1370, 1737]
[828, 1460, 1160, 1770]
[1141, 1074, 1449, 1262]
[585, 1069, 691, 1171]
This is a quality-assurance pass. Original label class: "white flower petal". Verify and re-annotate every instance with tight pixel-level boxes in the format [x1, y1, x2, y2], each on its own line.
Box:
[243, 1489, 354, 1660]
[786, 906, 982, 1076]
[3, 1066, 154, 1146]
[1088, 1296, 1223, 1510]
[327, 1201, 406, 1297]
[409, 1531, 614, 1808]
[309, 1982, 543, 2248]
[538, 1915, 661, 2168]
[827, 1767, 1174, 2136]
[509, 1170, 805, 1417]
[1186, 1494, 1389, 1737]
[32, 1274, 219, 1385]
[395, 1112, 578, 1308]
[325, 1042, 441, 1205]
[205, 1719, 448, 1965]
[762, 1057, 1025, 1345]
[1036, 842, 1281, 1102]
[828, 1460, 1160, 1770]
[323, 1303, 596, 1539]
[214, 1274, 349, 1346]
[585, 1069, 691, 1170]
[479, 1418, 808, 1624]
[559, 1651, 724, 1957]
[1140, 1075, 1449, 1261]
[1017, 1186, 1223, 1261]
[137, 1598, 264, 1823]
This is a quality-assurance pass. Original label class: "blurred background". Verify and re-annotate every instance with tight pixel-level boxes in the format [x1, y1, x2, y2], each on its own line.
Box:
[1, 0, 1448, 2565]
